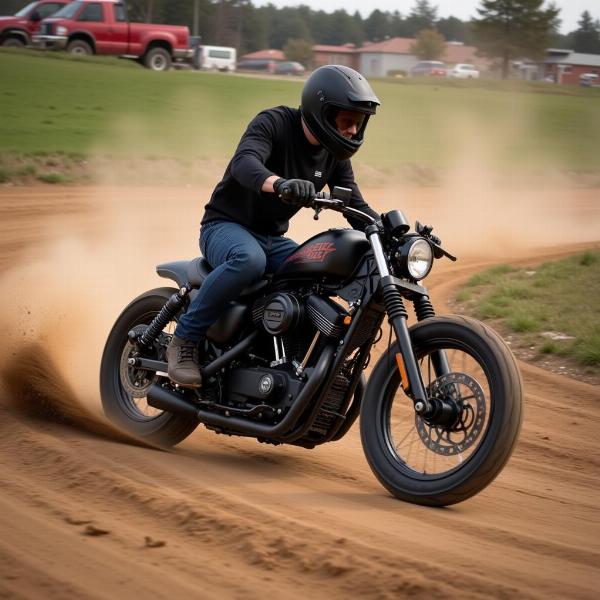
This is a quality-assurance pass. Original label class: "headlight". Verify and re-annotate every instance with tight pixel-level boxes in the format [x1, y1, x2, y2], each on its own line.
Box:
[397, 238, 433, 280]
[56, 26, 68, 36]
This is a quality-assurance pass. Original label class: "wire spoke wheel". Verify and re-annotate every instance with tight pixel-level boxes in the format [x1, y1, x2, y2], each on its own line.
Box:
[360, 316, 523, 506]
[117, 321, 177, 421]
[388, 350, 490, 476]
[100, 288, 199, 446]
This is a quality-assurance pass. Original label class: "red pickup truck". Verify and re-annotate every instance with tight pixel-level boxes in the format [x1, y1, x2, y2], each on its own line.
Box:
[0, 1, 69, 47]
[33, 0, 192, 70]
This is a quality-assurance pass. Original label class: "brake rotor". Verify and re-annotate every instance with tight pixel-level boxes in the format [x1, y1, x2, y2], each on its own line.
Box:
[416, 372, 487, 456]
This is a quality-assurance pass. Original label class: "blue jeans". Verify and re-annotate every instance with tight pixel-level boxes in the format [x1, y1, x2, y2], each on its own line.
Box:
[175, 220, 298, 342]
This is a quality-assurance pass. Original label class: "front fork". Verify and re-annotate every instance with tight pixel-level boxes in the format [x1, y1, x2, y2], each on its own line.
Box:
[368, 228, 449, 417]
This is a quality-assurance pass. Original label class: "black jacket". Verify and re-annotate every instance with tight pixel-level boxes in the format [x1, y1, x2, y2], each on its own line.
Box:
[202, 106, 378, 235]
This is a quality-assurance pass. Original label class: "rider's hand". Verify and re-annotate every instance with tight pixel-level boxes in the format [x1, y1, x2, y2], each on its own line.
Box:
[273, 178, 315, 207]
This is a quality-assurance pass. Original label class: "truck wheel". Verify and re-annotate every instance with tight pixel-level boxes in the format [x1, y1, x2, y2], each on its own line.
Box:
[67, 40, 93, 55]
[2, 37, 25, 48]
[144, 47, 171, 71]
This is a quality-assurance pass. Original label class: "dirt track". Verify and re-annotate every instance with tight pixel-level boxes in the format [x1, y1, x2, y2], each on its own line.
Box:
[0, 185, 599, 599]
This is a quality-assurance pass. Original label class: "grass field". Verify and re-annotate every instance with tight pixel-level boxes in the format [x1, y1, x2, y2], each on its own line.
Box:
[1, 48, 600, 185]
[455, 251, 600, 370]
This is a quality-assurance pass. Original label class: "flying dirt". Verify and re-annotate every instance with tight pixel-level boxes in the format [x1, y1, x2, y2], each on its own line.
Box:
[0, 185, 598, 599]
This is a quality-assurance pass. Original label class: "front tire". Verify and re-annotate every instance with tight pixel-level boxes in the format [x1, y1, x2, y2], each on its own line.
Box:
[100, 287, 198, 446]
[361, 316, 522, 506]
[2, 37, 26, 48]
[67, 39, 93, 55]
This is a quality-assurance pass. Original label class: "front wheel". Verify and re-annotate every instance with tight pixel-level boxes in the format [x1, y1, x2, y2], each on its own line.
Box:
[2, 37, 26, 48]
[67, 40, 93, 55]
[361, 316, 523, 506]
[100, 287, 198, 446]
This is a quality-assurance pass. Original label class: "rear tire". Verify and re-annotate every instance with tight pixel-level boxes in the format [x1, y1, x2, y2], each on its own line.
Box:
[361, 316, 522, 506]
[67, 40, 93, 55]
[144, 47, 171, 71]
[100, 287, 199, 447]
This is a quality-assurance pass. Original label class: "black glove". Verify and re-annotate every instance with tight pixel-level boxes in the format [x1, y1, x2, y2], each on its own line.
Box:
[273, 178, 315, 207]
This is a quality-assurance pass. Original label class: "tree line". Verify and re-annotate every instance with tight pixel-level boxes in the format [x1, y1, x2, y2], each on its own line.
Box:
[4, 0, 600, 73]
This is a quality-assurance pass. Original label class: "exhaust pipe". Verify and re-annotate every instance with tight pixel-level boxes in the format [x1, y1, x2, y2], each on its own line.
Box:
[147, 385, 199, 418]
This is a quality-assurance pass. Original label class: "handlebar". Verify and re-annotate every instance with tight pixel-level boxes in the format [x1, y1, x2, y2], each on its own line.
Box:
[310, 188, 378, 226]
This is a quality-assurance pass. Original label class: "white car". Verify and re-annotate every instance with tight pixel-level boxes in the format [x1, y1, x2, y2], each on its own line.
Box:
[449, 64, 480, 79]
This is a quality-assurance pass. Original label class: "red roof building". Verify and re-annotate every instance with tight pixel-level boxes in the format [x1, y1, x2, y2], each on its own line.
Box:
[240, 49, 285, 61]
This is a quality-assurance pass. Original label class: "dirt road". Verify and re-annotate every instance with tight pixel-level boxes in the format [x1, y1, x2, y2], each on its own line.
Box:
[0, 186, 598, 599]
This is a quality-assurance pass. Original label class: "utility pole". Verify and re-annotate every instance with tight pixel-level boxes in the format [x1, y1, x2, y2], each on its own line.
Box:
[193, 0, 199, 37]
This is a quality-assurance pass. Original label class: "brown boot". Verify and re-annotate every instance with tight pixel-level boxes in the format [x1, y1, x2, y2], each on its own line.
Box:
[166, 336, 202, 388]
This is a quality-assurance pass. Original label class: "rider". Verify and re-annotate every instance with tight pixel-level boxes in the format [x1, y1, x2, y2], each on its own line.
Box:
[167, 65, 381, 386]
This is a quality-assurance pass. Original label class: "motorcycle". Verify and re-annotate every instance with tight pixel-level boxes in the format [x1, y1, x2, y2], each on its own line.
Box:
[100, 186, 523, 506]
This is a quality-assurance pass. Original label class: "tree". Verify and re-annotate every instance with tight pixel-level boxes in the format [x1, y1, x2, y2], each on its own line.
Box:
[406, 1, 438, 36]
[572, 11, 600, 54]
[410, 28, 446, 60]
[473, 0, 560, 79]
[365, 9, 390, 42]
[283, 38, 314, 66]
[437, 16, 471, 43]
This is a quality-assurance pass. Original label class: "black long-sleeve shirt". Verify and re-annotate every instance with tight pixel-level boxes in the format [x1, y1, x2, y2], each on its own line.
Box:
[201, 106, 378, 235]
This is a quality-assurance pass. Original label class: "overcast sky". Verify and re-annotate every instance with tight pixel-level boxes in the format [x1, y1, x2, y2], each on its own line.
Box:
[250, 1, 595, 34]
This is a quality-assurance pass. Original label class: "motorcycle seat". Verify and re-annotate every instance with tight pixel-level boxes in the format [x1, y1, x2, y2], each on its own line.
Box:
[156, 257, 270, 297]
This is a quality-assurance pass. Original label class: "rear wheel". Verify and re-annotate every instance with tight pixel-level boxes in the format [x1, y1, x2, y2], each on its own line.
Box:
[144, 47, 171, 71]
[67, 40, 93, 55]
[100, 287, 198, 447]
[361, 316, 522, 506]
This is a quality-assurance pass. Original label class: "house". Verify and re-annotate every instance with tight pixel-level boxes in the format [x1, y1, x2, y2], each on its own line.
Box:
[240, 49, 285, 61]
[542, 49, 600, 85]
[242, 37, 489, 77]
[312, 44, 357, 69]
[315, 37, 488, 77]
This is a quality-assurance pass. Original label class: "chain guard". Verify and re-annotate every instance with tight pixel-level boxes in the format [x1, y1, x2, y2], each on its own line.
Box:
[416, 372, 486, 456]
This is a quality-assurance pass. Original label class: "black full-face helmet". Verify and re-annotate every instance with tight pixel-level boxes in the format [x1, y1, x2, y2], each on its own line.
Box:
[300, 65, 380, 161]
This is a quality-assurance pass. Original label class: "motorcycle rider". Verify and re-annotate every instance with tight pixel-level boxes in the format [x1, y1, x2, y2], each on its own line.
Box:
[167, 65, 381, 387]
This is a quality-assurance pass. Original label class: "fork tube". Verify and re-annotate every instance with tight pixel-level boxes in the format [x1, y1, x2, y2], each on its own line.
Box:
[366, 226, 431, 414]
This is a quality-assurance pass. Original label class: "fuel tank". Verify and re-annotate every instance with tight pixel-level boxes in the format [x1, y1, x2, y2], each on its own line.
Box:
[275, 229, 370, 282]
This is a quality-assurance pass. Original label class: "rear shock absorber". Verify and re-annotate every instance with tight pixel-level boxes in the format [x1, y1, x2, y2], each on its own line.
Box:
[132, 285, 191, 348]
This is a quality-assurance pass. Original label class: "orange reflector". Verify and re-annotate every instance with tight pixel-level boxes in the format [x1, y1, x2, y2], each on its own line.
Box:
[395, 353, 409, 390]
[343, 315, 352, 325]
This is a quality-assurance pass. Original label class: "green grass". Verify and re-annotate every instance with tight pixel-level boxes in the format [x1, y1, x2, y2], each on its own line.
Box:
[1, 48, 600, 182]
[455, 251, 600, 367]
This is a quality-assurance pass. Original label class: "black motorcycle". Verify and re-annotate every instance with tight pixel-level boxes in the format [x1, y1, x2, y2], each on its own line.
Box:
[100, 187, 523, 506]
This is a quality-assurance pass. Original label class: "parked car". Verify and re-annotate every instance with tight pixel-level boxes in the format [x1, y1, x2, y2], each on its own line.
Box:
[448, 63, 480, 79]
[410, 61, 447, 77]
[0, 0, 69, 48]
[273, 61, 305, 76]
[236, 58, 276, 74]
[580, 73, 600, 88]
[32, 0, 192, 70]
[194, 44, 236, 72]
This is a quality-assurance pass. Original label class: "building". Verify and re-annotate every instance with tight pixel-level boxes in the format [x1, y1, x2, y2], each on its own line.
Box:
[242, 38, 489, 77]
[240, 49, 285, 61]
[542, 49, 600, 85]
[314, 37, 488, 77]
[312, 44, 357, 69]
